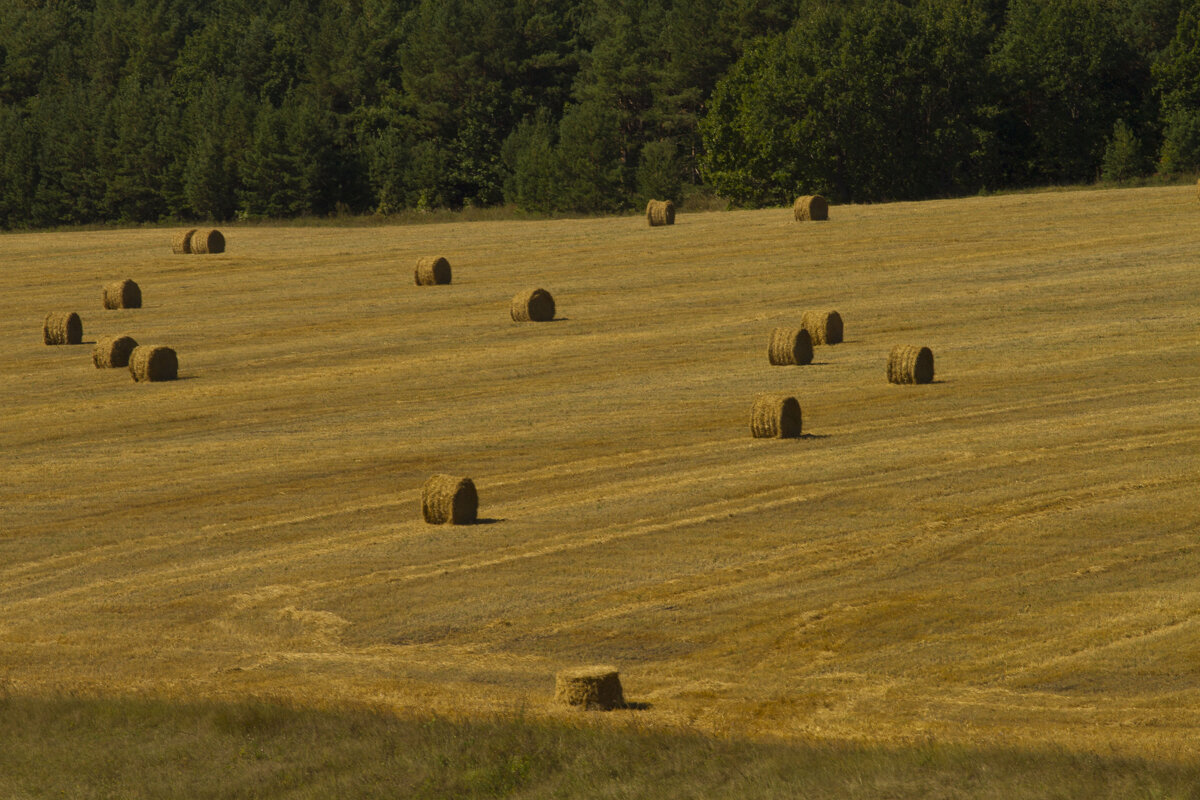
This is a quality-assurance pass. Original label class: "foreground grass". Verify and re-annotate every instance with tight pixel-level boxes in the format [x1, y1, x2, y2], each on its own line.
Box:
[1, 695, 1197, 799]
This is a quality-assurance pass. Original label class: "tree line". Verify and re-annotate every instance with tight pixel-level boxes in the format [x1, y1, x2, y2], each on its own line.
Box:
[2, 0, 1199, 228]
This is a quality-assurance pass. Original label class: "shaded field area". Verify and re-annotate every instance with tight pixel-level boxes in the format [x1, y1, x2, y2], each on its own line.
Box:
[2, 694, 1199, 800]
[2, 185, 1199, 763]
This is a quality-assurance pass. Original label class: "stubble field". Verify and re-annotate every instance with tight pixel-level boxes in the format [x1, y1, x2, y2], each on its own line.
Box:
[2, 186, 1198, 764]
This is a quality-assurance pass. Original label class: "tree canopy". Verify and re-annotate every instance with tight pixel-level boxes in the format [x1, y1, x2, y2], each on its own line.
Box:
[0, 0, 1196, 228]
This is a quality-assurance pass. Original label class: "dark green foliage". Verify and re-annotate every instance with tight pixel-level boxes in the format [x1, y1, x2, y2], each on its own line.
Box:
[0, 106, 35, 227]
[700, 1, 1002, 204]
[554, 101, 627, 212]
[0, 0, 1197, 227]
[990, 0, 1149, 184]
[1154, 1, 1200, 171]
[1102, 119, 1150, 181]
[27, 85, 105, 226]
[637, 140, 685, 205]
[95, 75, 181, 222]
[499, 102, 627, 213]
[182, 81, 252, 221]
[501, 112, 562, 213]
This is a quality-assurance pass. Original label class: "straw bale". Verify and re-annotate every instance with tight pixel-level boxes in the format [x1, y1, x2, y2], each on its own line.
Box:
[887, 344, 934, 384]
[102, 279, 142, 310]
[750, 394, 802, 438]
[645, 199, 676, 226]
[191, 229, 225, 254]
[421, 474, 478, 525]
[801, 309, 843, 345]
[414, 256, 452, 286]
[92, 335, 138, 368]
[793, 195, 829, 221]
[172, 229, 197, 254]
[554, 666, 625, 710]
[767, 327, 813, 366]
[43, 312, 82, 345]
[511, 288, 555, 322]
[129, 345, 178, 382]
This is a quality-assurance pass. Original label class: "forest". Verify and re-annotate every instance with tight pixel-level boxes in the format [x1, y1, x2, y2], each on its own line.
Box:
[1, 0, 1199, 228]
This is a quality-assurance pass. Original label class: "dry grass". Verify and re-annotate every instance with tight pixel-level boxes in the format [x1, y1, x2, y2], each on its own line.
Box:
[5, 695, 1199, 800]
[2, 185, 1200, 762]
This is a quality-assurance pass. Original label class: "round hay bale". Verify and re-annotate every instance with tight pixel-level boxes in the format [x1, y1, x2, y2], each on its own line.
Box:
[645, 199, 676, 226]
[414, 256, 452, 286]
[171, 229, 197, 254]
[793, 195, 829, 221]
[887, 344, 934, 385]
[801, 309, 843, 345]
[102, 279, 142, 310]
[751, 394, 802, 439]
[43, 312, 82, 345]
[511, 288, 555, 322]
[129, 345, 178, 382]
[92, 335, 138, 368]
[421, 474, 478, 525]
[554, 666, 625, 710]
[191, 229, 225, 254]
[767, 327, 813, 366]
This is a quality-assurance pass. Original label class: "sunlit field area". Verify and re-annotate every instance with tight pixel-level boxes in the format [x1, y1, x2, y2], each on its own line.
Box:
[2, 186, 1198, 787]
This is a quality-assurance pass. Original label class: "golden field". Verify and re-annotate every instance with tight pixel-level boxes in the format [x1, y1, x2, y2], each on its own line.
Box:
[1, 186, 1198, 761]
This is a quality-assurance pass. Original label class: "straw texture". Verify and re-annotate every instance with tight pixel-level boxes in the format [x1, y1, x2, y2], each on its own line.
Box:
[801, 309, 843, 345]
[793, 195, 829, 221]
[172, 229, 197, 254]
[129, 345, 178, 382]
[93, 335, 138, 368]
[415, 256, 452, 285]
[646, 199, 676, 226]
[887, 345, 934, 384]
[554, 666, 625, 710]
[767, 327, 813, 366]
[43, 312, 82, 345]
[421, 474, 478, 525]
[511, 288, 555, 322]
[750, 394, 802, 438]
[191, 229, 225, 254]
[102, 279, 141, 309]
